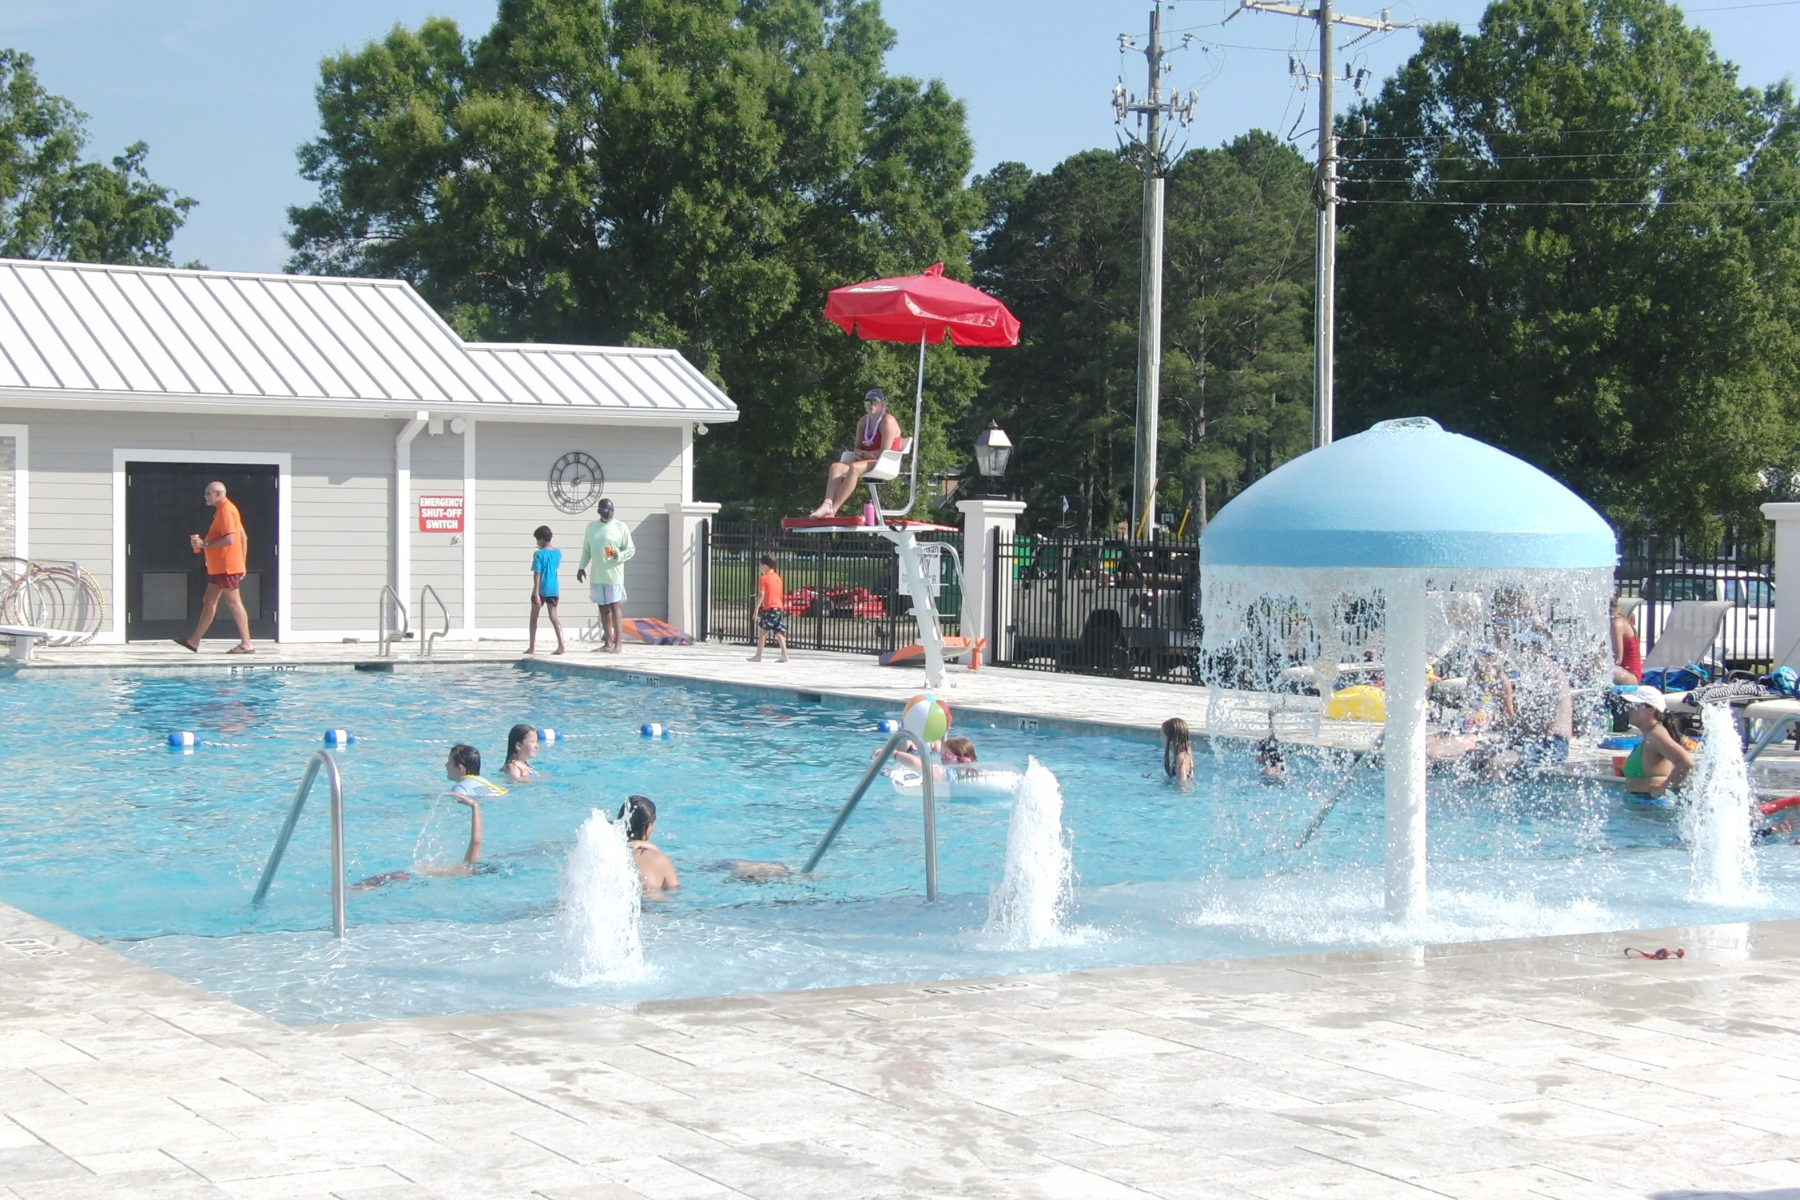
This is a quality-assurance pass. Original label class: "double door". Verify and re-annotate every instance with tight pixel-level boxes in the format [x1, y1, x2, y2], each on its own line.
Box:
[125, 462, 278, 642]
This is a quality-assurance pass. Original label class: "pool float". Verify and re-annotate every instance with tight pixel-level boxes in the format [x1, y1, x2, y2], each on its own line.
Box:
[890, 763, 1023, 798]
[1325, 684, 1385, 722]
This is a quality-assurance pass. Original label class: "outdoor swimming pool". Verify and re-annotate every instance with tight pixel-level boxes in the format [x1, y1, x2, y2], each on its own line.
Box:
[3, 663, 1798, 1025]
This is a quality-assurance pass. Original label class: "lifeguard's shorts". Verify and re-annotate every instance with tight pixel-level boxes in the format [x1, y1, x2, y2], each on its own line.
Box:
[590, 583, 627, 606]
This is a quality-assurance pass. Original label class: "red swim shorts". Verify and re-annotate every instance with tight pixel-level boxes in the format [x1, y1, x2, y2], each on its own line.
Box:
[207, 573, 244, 590]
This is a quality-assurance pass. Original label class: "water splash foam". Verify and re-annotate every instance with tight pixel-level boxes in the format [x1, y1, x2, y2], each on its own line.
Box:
[1682, 703, 1758, 904]
[554, 809, 645, 984]
[980, 758, 1078, 950]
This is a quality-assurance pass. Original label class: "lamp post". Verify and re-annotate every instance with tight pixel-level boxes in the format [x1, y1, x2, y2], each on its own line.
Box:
[973, 422, 1013, 497]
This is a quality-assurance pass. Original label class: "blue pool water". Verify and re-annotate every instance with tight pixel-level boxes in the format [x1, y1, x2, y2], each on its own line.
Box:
[3, 663, 1798, 1025]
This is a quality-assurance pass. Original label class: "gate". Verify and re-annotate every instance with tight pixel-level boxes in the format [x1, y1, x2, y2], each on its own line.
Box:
[706, 522, 960, 654]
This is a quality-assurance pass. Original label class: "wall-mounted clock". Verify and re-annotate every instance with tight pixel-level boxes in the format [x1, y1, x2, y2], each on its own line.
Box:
[548, 451, 604, 514]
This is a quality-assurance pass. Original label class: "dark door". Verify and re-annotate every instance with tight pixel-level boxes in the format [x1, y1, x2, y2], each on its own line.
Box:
[126, 462, 278, 643]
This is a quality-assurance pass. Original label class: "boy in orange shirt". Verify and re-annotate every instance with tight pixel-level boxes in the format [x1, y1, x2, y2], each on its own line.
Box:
[175, 480, 254, 654]
[749, 554, 788, 663]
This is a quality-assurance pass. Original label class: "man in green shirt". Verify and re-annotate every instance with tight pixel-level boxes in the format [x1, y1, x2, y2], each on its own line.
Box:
[576, 497, 635, 653]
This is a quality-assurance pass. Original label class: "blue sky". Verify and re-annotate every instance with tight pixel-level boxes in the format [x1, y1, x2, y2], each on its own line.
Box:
[1, 0, 1793, 273]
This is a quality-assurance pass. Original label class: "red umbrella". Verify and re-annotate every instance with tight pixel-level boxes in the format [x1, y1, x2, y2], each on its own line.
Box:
[822, 263, 1019, 519]
[824, 262, 1020, 347]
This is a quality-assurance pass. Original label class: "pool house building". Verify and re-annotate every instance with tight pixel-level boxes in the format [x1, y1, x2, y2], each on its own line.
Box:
[0, 259, 734, 645]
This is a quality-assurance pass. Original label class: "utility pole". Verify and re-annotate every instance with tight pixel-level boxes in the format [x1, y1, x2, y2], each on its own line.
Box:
[1226, 1, 1406, 448]
[1114, 4, 1195, 537]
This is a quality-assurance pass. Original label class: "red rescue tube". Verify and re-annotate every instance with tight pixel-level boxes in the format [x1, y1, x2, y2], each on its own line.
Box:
[1757, 796, 1800, 816]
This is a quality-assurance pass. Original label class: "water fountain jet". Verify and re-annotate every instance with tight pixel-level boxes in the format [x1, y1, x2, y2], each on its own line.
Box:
[1201, 418, 1616, 921]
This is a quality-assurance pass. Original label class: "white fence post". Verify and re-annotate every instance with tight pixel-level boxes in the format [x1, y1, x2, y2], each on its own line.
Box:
[955, 499, 1027, 657]
[1762, 502, 1800, 668]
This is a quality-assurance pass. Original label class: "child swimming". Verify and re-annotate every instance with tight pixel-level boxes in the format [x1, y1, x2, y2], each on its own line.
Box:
[446, 743, 507, 798]
[620, 795, 679, 891]
[1162, 717, 1194, 782]
[501, 725, 540, 782]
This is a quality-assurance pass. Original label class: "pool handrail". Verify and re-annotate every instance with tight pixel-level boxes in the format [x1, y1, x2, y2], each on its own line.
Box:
[802, 728, 938, 900]
[251, 750, 347, 937]
[419, 584, 449, 656]
[378, 585, 409, 656]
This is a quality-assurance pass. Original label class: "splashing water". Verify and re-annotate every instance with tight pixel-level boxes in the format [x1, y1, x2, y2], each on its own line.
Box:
[1681, 704, 1758, 903]
[555, 809, 644, 983]
[982, 758, 1075, 949]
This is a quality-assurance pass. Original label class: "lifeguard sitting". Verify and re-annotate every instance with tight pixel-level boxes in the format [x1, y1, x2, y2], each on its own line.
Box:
[809, 388, 903, 518]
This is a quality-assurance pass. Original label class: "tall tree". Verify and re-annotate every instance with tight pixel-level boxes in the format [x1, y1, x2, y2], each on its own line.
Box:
[288, 0, 984, 511]
[0, 50, 194, 266]
[972, 135, 1314, 534]
[1338, 0, 1800, 539]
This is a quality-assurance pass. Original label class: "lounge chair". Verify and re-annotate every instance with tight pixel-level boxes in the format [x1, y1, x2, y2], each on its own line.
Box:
[1641, 599, 1734, 671]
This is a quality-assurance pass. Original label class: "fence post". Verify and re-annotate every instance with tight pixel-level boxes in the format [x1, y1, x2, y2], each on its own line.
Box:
[1762, 503, 1800, 668]
[955, 499, 1027, 656]
[664, 501, 721, 638]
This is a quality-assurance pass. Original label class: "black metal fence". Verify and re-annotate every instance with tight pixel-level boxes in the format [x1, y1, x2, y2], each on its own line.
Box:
[990, 531, 1202, 682]
[1617, 527, 1776, 669]
[704, 522, 961, 654]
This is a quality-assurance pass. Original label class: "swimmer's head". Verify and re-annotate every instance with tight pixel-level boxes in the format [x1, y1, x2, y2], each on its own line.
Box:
[505, 724, 536, 764]
[534, 525, 553, 545]
[942, 736, 977, 763]
[1162, 717, 1191, 750]
[447, 743, 480, 779]
[619, 794, 656, 841]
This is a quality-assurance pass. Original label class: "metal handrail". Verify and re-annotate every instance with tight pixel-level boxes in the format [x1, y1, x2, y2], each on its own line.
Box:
[419, 585, 449, 656]
[251, 750, 346, 937]
[802, 728, 938, 900]
[378, 585, 409, 656]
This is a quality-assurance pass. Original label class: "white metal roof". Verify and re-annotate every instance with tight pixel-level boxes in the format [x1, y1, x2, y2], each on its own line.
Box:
[465, 343, 736, 415]
[0, 258, 736, 422]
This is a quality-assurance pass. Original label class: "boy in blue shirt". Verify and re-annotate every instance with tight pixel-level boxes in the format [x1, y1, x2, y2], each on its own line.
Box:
[527, 525, 566, 654]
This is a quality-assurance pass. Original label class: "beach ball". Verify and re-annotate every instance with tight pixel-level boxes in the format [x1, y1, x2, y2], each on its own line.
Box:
[901, 694, 951, 743]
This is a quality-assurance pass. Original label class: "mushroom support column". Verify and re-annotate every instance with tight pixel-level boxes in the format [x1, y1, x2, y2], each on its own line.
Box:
[1384, 575, 1429, 920]
[1199, 417, 1618, 924]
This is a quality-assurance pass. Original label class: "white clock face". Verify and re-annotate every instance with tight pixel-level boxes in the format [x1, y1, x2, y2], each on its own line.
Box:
[549, 452, 605, 514]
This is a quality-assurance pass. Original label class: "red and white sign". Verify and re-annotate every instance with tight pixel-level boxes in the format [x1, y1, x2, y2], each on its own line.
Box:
[418, 495, 464, 533]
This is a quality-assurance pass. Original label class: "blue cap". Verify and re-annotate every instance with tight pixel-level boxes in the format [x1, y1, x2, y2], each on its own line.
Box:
[1201, 418, 1616, 570]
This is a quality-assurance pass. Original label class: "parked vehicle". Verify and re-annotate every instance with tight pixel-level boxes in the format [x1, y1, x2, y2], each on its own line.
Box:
[1640, 569, 1774, 665]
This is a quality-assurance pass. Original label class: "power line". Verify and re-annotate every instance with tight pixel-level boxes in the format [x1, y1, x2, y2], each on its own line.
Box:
[1344, 197, 1800, 205]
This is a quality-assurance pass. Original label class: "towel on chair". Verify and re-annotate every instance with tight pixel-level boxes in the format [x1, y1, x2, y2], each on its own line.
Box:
[620, 618, 694, 646]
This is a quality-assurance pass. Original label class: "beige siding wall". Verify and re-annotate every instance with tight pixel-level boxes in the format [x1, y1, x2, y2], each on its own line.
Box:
[410, 431, 466, 628]
[473, 422, 680, 629]
[11, 407, 391, 635]
[3, 407, 687, 639]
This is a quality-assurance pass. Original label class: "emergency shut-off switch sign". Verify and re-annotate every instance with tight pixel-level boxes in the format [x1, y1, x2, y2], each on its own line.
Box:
[418, 495, 464, 533]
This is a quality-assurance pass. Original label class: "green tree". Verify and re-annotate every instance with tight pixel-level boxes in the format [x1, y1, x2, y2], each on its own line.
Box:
[1338, 0, 1800, 539]
[0, 50, 195, 266]
[972, 135, 1314, 534]
[288, 0, 984, 511]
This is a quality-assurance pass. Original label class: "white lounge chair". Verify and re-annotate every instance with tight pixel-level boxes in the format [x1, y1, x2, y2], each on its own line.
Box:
[1642, 599, 1734, 671]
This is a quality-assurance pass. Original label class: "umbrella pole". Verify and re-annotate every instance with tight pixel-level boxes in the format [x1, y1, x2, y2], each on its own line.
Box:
[907, 329, 925, 514]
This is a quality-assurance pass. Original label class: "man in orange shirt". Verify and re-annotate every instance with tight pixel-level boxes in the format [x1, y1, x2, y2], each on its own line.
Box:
[749, 553, 788, 663]
[174, 480, 254, 654]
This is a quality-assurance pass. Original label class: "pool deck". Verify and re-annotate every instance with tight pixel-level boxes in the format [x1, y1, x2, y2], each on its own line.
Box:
[11, 640, 1800, 1197]
[9, 898, 1800, 1199]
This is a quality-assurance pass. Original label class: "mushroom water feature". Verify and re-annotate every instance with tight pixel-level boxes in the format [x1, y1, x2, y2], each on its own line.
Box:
[1200, 418, 1618, 922]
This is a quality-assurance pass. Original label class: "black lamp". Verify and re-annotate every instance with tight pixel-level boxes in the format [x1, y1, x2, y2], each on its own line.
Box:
[973, 421, 1013, 496]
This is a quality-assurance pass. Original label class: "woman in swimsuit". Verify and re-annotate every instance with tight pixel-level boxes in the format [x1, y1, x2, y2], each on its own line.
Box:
[1620, 686, 1692, 798]
[620, 795, 679, 891]
[808, 389, 903, 518]
[502, 724, 540, 782]
[1611, 593, 1642, 685]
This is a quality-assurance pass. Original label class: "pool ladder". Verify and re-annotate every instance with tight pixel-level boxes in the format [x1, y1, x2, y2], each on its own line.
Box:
[251, 751, 347, 937]
[803, 729, 939, 900]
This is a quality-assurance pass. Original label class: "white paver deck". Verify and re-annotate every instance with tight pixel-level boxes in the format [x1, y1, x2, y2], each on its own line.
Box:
[8, 638, 1800, 1197]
